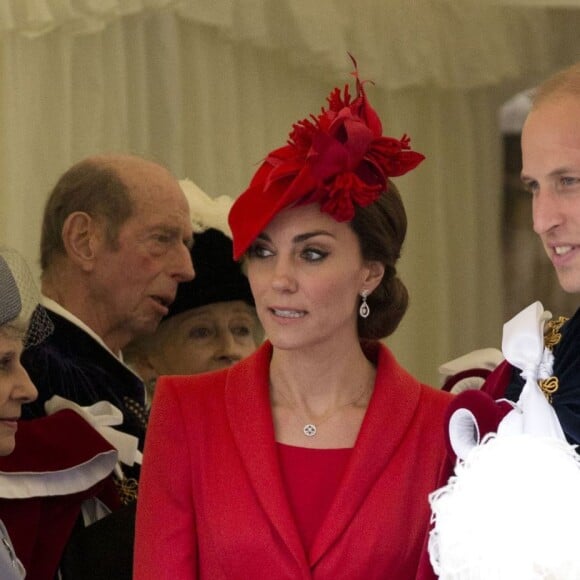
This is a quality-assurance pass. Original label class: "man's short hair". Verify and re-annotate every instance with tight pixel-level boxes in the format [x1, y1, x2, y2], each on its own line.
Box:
[533, 61, 580, 109]
[40, 159, 134, 272]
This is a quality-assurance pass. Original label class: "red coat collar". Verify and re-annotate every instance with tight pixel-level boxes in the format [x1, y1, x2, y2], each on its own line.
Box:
[225, 340, 423, 568]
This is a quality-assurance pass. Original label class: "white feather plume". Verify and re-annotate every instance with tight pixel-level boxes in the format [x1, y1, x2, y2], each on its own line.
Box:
[179, 179, 234, 238]
[429, 433, 580, 580]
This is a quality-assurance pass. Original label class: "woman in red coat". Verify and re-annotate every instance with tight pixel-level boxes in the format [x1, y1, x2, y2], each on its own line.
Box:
[134, 58, 453, 579]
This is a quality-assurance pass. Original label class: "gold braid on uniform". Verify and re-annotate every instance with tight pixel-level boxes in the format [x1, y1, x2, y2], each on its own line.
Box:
[114, 472, 139, 505]
[539, 315, 568, 403]
[543, 316, 567, 349]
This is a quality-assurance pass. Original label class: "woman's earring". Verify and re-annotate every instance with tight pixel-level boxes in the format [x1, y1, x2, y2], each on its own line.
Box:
[359, 290, 370, 319]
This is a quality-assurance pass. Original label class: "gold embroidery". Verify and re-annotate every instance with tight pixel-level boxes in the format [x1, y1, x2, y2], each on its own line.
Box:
[539, 376, 559, 403]
[543, 316, 568, 350]
[114, 476, 139, 505]
[535, 315, 568, 403]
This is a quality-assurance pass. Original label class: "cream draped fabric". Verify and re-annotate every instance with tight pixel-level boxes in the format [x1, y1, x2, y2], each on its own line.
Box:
[1, 0, 579, 383]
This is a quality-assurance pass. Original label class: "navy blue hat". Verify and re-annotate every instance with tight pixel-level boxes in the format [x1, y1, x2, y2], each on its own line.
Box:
[164, 228, 254, 321]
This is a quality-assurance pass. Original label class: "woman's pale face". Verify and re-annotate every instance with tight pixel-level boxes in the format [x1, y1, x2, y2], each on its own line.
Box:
[246, 204, 382, 352]
[152, 301, 260, 375]
[0, 333, 38, 455]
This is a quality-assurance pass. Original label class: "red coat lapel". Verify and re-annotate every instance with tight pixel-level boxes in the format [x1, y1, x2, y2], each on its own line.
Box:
[310, 342, 422, 565]
[225, 343, 309, 573]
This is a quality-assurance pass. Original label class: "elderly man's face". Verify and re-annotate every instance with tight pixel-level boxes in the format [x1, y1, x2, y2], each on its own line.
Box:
[91, 163, 194, 349]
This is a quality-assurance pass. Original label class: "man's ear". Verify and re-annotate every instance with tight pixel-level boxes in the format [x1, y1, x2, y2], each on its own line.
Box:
[61, 212, 100, 271]
[363, 260, 385, 294]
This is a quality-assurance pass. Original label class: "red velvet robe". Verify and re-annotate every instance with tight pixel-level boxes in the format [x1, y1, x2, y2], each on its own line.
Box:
[0, 410, 118, 580]
[135, 341, 453, 579]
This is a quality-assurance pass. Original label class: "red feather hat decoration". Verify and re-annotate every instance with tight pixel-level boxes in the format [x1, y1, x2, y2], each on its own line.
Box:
[229, 56, 425, 259]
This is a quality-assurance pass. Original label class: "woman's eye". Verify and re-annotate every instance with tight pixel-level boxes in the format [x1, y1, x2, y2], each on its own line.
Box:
[0, 355, 13, 372]
[231, 325, 251, 337]
[188, 326, 212, 339]
[247, 243, 274, 259]
[302, 248, 328, 262]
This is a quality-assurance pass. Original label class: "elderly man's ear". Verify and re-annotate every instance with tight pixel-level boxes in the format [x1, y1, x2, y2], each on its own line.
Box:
[61, 211, 103, 272]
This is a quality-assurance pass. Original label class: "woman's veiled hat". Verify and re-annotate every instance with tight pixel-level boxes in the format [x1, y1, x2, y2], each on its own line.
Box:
[0, 247, 53, 345]
[228, 55, 425, 259]
[0, 252, 22, 326]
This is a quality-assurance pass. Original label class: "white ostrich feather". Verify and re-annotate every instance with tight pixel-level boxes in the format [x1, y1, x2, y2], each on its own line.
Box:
[429, 302, 580, 580]
[429, 433, 580, 580]
[179, 179, 234, 238]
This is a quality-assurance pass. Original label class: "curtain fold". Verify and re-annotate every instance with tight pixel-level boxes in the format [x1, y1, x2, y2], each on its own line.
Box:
[0, 0, 180, 36]
[1, 0, 579, 382]
[0, 1, 568, 87]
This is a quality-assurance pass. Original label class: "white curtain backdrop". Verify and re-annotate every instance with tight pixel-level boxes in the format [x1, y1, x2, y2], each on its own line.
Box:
[1, 0, 579, 383]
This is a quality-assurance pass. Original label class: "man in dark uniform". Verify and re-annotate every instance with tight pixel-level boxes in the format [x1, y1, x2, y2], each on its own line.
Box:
[482, 61, 580, 447]
[22, 154, 194, 441]
[429, 62, 580, 579]
[19, 154, 194, 578]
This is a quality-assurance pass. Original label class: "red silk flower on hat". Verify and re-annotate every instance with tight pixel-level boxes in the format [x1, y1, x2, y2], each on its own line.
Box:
[229, 56, 425, 259]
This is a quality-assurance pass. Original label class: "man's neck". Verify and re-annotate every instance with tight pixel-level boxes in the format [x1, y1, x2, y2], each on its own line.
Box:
[42, 273, 127, 354]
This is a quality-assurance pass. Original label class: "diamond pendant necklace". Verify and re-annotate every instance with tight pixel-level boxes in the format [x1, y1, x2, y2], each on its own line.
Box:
[274, 381, 371, 438]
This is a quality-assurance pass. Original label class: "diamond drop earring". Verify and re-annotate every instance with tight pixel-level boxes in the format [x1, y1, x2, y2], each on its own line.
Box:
[359, 290, 370, 319]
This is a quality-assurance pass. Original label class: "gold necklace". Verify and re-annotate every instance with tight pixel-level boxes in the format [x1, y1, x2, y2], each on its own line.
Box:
[274, 381, 372, 438]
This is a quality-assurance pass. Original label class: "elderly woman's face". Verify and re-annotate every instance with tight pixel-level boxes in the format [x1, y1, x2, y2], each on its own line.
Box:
[0, 332, 37, 455]
[151, 300, 261, 375]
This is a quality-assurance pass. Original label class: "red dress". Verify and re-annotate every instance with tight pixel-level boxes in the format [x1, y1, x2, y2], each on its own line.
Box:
[276, 443, 351, 554]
